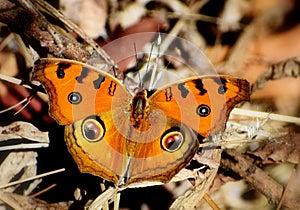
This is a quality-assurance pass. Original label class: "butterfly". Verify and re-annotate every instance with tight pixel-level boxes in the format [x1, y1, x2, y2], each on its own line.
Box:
[32, 58, 249, 187]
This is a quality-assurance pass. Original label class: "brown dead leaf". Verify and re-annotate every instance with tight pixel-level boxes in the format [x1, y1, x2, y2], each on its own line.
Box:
[0, 121, 49, 143]
[248, 133, 300, 164]
[0, 190, 70, 209]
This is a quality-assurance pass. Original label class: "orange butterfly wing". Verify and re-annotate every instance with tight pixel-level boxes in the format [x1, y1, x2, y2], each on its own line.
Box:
[124, 76, 249, 184]
[149, 76, 250, 138]
[32, 58, 130, 125]
[65, 112, 199, 185]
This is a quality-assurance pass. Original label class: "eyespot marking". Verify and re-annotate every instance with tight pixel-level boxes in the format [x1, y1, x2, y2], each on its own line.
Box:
[68, 92, 82, 104]
[56, 69, 65, 79]
[161, 128, 184, 152]
[196, 104, 211, 117]
[81, 116, 105, 142]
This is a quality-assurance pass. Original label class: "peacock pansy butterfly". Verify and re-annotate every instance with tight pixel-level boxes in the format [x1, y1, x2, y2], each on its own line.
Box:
[32, 58, 249, 186]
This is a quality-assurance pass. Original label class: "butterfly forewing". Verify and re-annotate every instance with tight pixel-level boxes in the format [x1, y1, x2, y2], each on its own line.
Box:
[32, 59, 131, 125]
[149, 76, 250, 138]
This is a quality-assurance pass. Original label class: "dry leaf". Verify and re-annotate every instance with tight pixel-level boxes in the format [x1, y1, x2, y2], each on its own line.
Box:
[60, 0, 107, 38]
[108, 1, 146, 31]
[0, 121, 49, 146]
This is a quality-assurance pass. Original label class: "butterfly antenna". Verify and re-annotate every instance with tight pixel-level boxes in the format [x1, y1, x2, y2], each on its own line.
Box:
[111, 66, 119, 79]
[149, 33, 164, 89]
[133, 42, 143, 88]
[144, 41, 156, 90]
[156, 32, 162, 58]
[145, 43, 154, 74]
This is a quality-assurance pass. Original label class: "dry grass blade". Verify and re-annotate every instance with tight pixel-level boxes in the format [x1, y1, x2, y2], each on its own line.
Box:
[231, 108, 300, 124]
[0, 95, 31, 115]
[88, 187, 119, 209]
[0, 74, 22, 86]
[170, 149, 221, 209]
[0, 168, 65, 189]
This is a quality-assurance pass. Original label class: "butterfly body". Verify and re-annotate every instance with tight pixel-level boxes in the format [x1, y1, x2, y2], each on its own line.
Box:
[32, 58, 249, 186]
[130, 90, 149, 129]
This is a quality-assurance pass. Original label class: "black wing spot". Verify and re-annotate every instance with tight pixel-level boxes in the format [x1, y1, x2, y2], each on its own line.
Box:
[93, 75, 105, 89]
[56, 62, 71, 79]
[178, 83, 189, 98]
[214, 78, 228, 95]
[165, 87, 172, 101]
[76, 67, 89, 83]
[194, 80, 207, 95]
[56, 69, 65, 79]
[218, 86, 227, 94]
[108, 81, 117, 96]
[58, 62, 71, 69]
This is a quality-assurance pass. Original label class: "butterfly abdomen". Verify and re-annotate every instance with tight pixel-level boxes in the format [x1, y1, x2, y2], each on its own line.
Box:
[130, 90, 150, 129]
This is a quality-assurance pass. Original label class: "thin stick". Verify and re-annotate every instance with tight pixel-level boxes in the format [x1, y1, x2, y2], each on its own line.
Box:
[0, 168, 65, 189]
[0, 74, 44, 92]
[231, 108, 300, 124]
[203, 193, 220, 210]
[30, 184, 57, 197]
[198, 138, 262, 149]
[276, 164, 297, 210]
[0, 74, 22, 85]
[148, 10, 219, 24]
[0, 143, 49, 151]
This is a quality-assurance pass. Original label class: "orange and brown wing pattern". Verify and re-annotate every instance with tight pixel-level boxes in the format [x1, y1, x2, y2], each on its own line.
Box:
[65, 111, 199, 186]
[32, 58, 130, 125]
[149, 76, 250, 138]
[64, 110, 131, 185]
[32, 58, 250, 187]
